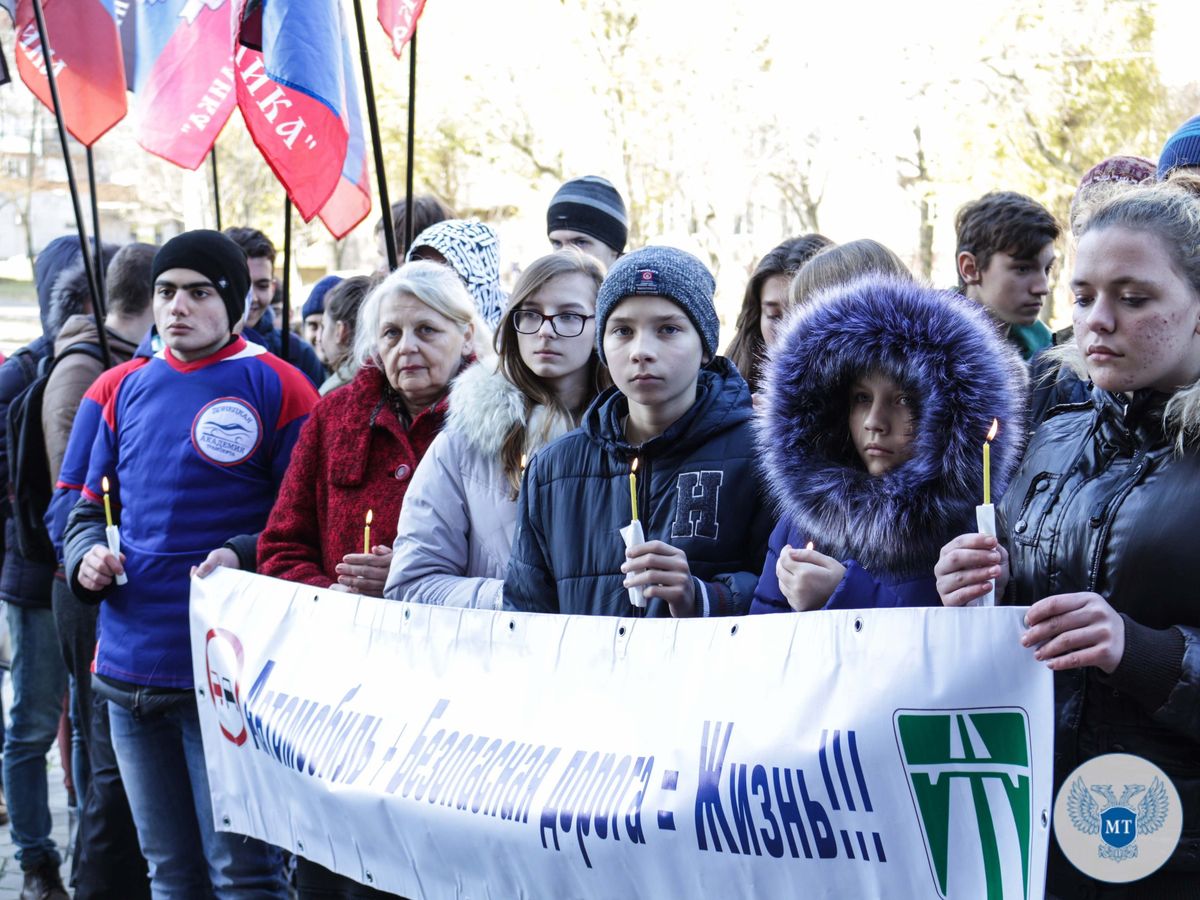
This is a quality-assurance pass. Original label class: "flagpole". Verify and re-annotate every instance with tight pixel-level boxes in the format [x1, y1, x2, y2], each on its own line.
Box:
[349, 0, 396, 270]
[85, 146, 110, 325]
[281, 196, 292, 363]
[403, 28, 417, 251]
[29, 0, 113, 369]
[210, 148, 223, 231]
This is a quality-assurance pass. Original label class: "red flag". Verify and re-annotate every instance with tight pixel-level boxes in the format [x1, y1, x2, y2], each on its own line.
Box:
[11, 0, 126, 146]
[377, 0, 426, 57]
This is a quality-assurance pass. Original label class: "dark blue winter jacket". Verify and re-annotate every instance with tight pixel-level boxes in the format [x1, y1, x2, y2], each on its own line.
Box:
[751, 519, 939, 613]
[750, 276, 1027, 615]
[504, 357, 771, 618]
[245, 308, 325, 388]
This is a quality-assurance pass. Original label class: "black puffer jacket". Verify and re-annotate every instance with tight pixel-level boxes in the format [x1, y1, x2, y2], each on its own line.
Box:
[504, 357, 771, 617]
[1002, 389, 1200, 898]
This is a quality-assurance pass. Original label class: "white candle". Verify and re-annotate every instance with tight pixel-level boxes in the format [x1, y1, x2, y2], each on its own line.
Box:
[619, 520, 647, 609]
[106, 524, 128, 586]
[971, 503, 996, 607]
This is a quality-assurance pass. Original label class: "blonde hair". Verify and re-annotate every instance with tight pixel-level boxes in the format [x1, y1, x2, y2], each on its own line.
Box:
[354, 260, 494, 370]
[789, 239, 912, 308]
[1060, 173, 1200, 451]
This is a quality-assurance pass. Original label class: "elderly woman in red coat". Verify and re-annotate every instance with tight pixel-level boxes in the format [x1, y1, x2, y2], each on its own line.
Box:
[258, 261, 492, 596]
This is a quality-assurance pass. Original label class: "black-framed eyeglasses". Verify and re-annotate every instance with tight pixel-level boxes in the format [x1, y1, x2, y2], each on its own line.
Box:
[511, 310, 594, 337]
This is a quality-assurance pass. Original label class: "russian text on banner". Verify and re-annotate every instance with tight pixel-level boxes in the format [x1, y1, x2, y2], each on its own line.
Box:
[128, 0, 238, 169]
[11, 0, 126, 146]
[192, 569, 1055, 899]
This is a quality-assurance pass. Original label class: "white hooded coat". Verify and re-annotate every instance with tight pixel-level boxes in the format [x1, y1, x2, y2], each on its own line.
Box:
[384, 362, 573, 608]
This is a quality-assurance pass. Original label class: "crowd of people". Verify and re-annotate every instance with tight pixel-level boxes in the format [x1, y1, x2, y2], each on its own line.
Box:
[1, 113, 1199, 899]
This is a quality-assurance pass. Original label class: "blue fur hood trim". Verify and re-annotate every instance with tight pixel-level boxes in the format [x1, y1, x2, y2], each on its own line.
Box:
[757, 276, 1027, 577]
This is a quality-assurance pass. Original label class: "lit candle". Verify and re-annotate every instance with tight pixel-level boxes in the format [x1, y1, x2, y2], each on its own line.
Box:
[364, 509, 373, 555]
[102, 476, 114, 528]
[973, 419, 1000, 607]
[629, 458, 639, 522]
[983, 418, 998, 505]
[520, 453, 528, 474]
[805, 541, 814, 552]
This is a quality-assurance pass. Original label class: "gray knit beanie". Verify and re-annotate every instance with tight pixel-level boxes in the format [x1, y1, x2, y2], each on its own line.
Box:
[547, 176, 628, 254]
[595, 246, 718, 363]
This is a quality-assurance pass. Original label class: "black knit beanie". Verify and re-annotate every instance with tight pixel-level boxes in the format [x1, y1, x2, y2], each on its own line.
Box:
[151, 230, 250, 330]
[546, 176, 629, 254]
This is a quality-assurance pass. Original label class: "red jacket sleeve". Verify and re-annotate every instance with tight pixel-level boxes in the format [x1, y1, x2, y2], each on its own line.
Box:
[257, 408, 333, 588]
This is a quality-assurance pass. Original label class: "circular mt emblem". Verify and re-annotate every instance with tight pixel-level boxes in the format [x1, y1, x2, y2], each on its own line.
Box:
[1053, 752, 1182, 883]
[192, 397, 262, 466]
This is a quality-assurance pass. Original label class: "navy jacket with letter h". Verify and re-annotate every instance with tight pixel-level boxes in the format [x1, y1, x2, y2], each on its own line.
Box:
[504, 357, 771, 617]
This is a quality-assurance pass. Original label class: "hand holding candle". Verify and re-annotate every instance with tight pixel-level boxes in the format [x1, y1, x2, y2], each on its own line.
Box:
[972, 419, 1000, 607]
[102, 476, 127, 585]
[619, 458, 646, 608]
[363, 509, 373, 555]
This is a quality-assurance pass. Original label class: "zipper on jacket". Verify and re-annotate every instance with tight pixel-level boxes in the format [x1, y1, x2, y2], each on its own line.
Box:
[1086, 445, 1151, 592]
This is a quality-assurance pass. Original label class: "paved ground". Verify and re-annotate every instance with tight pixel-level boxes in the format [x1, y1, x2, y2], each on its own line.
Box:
[0, 676, 73, 898]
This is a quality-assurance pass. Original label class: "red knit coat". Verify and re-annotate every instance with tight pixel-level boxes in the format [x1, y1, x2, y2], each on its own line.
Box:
[258, 364, 448, 587]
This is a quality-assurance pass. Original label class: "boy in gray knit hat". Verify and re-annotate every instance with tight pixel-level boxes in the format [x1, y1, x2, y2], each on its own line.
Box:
[546, 175, 628, 269]
[505, 244, 771, 620]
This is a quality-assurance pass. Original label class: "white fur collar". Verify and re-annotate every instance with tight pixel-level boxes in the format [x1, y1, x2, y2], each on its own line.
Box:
[446, 363, 574, 458]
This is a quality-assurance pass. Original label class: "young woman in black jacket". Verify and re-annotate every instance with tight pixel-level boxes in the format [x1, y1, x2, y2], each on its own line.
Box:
[937, 175, 1200, 898]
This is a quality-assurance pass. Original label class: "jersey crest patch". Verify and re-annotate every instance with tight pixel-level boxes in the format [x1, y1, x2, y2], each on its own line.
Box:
[192, 397, 263, 466]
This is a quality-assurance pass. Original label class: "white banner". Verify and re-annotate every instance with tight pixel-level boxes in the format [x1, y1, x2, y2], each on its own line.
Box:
[191, 569, 1054, 899]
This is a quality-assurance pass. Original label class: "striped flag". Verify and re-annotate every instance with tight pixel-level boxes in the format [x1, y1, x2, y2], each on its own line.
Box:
[316, 22, 371, 239]
[236, 0, 352, 220]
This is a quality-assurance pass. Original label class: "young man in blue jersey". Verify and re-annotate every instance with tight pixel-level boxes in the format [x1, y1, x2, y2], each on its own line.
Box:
[64, 230, 318, 898]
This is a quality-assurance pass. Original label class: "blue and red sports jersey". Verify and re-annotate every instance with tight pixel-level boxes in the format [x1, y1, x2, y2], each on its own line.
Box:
[46, 356, 150, 565]
[79, 337, 317, 688]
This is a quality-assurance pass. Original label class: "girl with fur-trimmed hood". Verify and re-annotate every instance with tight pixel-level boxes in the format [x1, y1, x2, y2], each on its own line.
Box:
[751, 275, 1026, 613]
[385, 250, 607, 609]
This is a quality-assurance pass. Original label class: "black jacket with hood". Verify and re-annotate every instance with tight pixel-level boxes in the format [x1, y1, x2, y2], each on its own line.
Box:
[1003, 387, 1200, 896]
[504, 357, 771, 617]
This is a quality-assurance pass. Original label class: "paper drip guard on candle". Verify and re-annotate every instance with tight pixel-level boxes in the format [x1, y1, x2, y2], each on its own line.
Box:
[619, 519, 647, 608]
[971, 503, 996, 607]
[105, 524, 128, 586]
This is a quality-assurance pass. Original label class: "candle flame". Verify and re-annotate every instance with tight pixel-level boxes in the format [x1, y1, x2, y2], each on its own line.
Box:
[985, 418, 999, 442]
[631, 457, 639, 474]
[102, 476, 110, 492]
[520, 453, 527, 470]
[805, 541, 814, 551]
[365, 509, 374, 525]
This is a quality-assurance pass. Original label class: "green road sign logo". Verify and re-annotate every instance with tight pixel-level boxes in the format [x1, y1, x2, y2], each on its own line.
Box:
[895, 708, 1033, 900]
